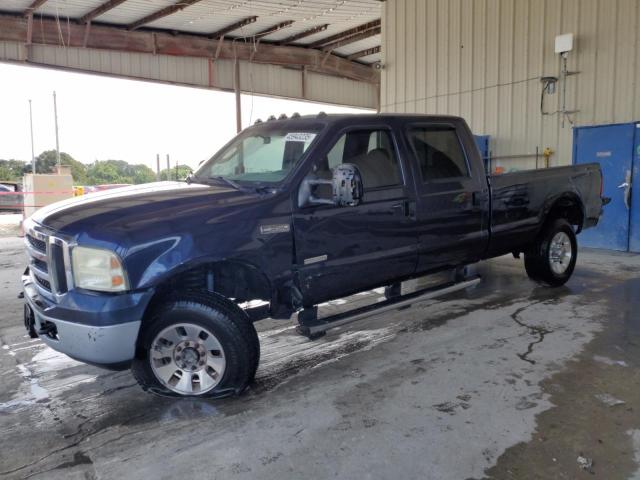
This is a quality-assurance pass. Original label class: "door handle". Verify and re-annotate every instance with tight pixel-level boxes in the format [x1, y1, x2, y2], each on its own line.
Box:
[619, 170, 631, 210]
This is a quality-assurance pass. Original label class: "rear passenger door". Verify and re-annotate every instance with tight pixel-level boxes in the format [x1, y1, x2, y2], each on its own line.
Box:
[293, 125, 418, 305]
[405, 123, 489, 271]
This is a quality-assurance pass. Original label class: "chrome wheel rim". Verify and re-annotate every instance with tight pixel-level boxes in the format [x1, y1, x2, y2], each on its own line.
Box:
[150, 323, 226, 395]
[549, 231, 573, 275]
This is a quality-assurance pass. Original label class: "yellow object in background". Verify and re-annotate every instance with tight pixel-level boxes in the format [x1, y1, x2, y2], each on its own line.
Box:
[74, 186, 85, 196]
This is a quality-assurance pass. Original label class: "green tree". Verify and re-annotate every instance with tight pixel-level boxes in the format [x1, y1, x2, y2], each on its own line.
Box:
[86, 161, 123, 185]
[35, 150, 87, 184]
[0, 165, 15, 181]
[160, 165, 193, 181]
[0, 159, 28, 181]
[130, 164, 156, 184]
[86, 160, 158, 185]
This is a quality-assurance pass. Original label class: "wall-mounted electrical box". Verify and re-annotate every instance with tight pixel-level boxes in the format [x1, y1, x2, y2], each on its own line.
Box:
[555, 33, 574, 54]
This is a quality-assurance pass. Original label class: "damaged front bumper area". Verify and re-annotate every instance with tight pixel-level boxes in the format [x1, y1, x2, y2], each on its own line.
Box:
[22, 268, 153, 370]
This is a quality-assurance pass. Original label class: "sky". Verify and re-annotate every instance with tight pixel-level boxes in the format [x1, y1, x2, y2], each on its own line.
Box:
[0, 63, 369, 170]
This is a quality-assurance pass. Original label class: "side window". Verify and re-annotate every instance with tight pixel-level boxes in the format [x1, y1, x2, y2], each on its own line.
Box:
[408, 127, 470, 180]
[319, 129, 402, 189]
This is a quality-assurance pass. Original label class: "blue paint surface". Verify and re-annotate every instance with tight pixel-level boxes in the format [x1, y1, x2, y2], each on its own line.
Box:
[630, 123, 640, 253]
[573, 123, 635, 251]
[474, 135, 490, 172]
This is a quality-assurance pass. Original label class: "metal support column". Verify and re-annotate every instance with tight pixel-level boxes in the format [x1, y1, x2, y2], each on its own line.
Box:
[234, 57, 242, 133]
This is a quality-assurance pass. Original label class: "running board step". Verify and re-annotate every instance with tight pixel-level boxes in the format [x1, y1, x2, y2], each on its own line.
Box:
[296, 275, 481, 339]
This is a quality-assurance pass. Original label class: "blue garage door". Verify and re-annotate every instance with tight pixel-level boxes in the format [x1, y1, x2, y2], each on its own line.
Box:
[630, 124, 640, 253]
[573, 123, 636, 251]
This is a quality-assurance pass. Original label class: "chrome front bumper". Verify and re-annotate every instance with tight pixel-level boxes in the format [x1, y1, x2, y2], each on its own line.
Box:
[23, 275, 142, 369]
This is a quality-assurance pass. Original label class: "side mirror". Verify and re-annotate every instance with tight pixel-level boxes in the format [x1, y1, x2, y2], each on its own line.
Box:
[298, 163, 363, 208]
[332, 163, 363, 207]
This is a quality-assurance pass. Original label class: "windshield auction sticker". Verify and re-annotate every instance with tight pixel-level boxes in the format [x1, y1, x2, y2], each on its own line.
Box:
[284, 132, 317, 143]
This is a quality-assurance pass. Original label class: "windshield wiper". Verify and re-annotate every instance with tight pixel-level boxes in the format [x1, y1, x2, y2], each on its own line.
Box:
[210, 176, 242, 190]
[187, 175, 242, 190]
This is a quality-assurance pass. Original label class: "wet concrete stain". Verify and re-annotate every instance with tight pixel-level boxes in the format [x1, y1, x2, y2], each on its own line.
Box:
[484, 271, 640, 480]
[509, 301, 554, 365]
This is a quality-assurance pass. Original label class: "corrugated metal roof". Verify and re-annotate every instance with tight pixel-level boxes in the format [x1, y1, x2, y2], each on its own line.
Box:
[332, 33, 380, 56]
[35, 0, 109, 18]
[0, 0, 32, 12]
[2, 0, 382, 63]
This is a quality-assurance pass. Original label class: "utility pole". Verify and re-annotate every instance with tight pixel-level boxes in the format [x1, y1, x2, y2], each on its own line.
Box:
[234, 57, 242, 133]
[156, 154, 160, 181]
[53, 91, 61, 167]
[28, 99, 35, 174]
[166, 154, 170, 175]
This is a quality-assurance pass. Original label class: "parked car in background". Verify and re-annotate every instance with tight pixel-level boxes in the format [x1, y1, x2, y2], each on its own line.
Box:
[0, 181, 22, 213]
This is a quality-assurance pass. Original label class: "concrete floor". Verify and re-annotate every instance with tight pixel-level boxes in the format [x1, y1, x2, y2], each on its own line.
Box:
[0, 235, 639, 480]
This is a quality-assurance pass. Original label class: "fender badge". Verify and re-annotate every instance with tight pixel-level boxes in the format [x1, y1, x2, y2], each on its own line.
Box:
[260, 224, 290, 234]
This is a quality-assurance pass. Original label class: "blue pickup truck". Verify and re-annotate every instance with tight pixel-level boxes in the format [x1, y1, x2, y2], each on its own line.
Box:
[21, 114, 604, 398]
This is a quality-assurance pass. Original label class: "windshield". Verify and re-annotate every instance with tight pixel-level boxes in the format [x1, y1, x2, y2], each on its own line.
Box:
[195, 124, 322, 184]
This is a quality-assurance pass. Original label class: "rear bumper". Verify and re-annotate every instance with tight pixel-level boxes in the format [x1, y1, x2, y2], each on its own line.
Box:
[22, 271, 152, 369]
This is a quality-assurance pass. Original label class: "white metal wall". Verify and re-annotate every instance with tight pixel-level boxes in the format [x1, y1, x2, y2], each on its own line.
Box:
[0, 41, 378, 109]
[381, 0, 640, 170]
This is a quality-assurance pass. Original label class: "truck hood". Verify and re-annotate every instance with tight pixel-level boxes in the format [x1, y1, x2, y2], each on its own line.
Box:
[32, 181, 262, 238]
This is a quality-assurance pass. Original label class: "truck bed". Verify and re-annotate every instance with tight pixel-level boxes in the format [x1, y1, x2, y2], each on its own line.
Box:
[487, 163, 603, 257]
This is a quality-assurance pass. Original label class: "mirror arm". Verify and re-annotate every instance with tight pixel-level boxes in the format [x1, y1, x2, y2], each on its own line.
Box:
[306, 179, 332, 187]
[309, 197, 336, 206]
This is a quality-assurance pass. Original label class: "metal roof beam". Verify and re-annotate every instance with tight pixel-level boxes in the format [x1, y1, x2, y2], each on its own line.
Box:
[279, 24, 328, 45]
[321, 27, 381, 52]
[23, 0, 47, 16]
[79, 0, 128, 24]
[307, 19, 380, 49]
[347, 45, 381, 60]
[208, 16, 257, 39]
[253, 20, 294, 38]
[128, 0, 203, 31]
[0, 14, 379, 84]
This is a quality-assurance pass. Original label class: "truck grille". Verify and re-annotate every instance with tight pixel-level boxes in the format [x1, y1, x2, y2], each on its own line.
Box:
[26, 234, 46, 253]
[32, 258, 48, 273]
[34, 275, 52, 291]
[24, 221, 71, 299]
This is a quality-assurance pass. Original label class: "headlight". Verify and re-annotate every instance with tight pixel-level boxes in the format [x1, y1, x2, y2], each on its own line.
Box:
[71, 246, 128, 292]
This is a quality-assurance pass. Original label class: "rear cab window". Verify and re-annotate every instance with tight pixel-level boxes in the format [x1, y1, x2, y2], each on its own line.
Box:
[406, 126, 470, 182]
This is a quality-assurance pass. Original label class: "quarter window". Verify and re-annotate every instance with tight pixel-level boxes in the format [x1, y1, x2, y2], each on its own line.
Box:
[408, 127, 469, 180]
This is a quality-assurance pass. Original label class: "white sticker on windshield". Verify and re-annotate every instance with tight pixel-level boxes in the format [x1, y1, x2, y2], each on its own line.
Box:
[285, 132, 317, 143]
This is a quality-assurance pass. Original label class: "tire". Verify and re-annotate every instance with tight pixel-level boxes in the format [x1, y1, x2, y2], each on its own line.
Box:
[524, 218, 577, 287]
[132, 292, 260, 398]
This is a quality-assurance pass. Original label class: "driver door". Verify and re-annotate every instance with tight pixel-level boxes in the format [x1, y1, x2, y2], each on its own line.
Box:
[292, 126, 418, 305]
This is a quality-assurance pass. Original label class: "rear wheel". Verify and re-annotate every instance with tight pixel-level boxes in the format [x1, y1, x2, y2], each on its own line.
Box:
[524, 218, 577, 287]
[132, 292, 259, 398]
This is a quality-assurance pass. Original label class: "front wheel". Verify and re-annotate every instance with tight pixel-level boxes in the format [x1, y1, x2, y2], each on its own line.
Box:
[524, 218, 577, 287]
[132, 292, 259, 398]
